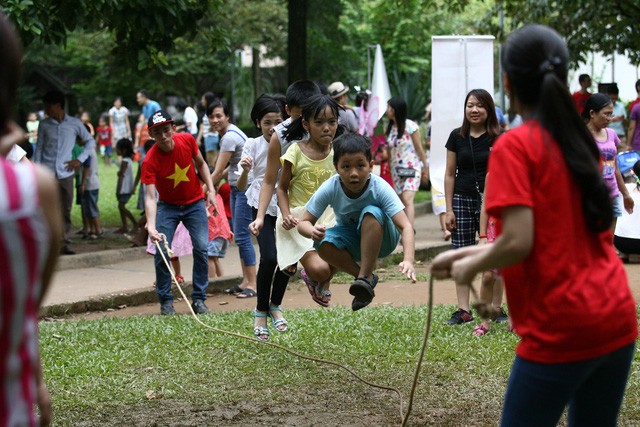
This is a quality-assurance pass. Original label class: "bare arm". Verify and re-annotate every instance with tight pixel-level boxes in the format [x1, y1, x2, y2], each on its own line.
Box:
[297, 210, 321, 240]
[627, 119, 636, 147]
[145, 184, 160, 241]
[249, 132, 282, 235]
[410, 129, 428, 177]
[236, 156, 252, 192]
[444, 150, 457, 230]
[276, 160, 293, 217]
[432, 206, 533, 284]
[211, 150, 233, 186]
[194, 150, 217, 209]
[391, 209, 417, 282]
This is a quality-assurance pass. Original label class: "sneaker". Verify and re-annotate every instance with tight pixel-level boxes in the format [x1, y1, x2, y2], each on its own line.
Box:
[191, 299, 210, 314]
[493, 307, 509, 323]
[351, 274, 378, 312]
[445, 308, 473, 325]
[160, 301, 176, 315]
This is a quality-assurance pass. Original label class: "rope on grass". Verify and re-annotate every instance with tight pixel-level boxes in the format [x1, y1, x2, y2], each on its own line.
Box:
[154, 235, 490, 426]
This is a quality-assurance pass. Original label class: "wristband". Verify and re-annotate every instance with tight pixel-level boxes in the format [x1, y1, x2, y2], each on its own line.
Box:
[478, 234, 487, 239]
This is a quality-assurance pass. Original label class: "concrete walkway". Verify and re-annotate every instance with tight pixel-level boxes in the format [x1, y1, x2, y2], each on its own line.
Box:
[42, 203, 451, 316]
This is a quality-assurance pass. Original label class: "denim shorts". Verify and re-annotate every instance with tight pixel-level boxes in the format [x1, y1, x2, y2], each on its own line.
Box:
[81, 189, 100, 218]
[612, 194, 623, 218]
[317, 205, 400, 261]
[207, 237, 228, 257]
[104, 145, 113, 157]
[117, 193, 132, 204]
[204, 134, 219, 152]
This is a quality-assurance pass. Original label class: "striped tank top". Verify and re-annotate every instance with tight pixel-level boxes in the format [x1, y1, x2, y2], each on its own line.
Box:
[0, 158, 49, 427]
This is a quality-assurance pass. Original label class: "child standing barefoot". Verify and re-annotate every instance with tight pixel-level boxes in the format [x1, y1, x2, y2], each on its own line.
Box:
[276, 94, 340, 307]
[298, 133, 416, 311]
[115, 138, 138, 234]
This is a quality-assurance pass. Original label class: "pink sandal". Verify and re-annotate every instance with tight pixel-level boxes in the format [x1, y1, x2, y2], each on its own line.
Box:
[473, 324, 489, 336]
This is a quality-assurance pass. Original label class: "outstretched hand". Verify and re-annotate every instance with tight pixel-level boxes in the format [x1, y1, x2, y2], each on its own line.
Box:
[398, 261, 416, 282]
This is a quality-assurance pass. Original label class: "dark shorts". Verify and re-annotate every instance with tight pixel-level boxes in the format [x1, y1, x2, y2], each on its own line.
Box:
[81, 189, 100, 218]
[117, 193, 132, 204]
[104, 145, 113, 157]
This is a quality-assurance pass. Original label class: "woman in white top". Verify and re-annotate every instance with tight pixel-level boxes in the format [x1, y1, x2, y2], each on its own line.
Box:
[108, 96, 131, 144]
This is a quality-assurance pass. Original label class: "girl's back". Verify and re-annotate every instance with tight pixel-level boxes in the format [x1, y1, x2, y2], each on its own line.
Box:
[487, 120, 636, 363]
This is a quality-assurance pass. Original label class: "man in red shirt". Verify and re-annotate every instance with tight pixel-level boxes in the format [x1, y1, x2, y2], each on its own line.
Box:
[571, 73, 591, 115]
[141, 110, 217, 315]
[628, 79, 640, 115]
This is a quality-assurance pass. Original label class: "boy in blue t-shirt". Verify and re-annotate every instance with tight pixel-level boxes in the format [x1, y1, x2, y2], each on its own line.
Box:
[298, 133, 416, 310]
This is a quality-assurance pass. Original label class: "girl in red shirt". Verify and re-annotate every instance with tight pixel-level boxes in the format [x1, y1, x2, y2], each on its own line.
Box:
[432, 24, 637, 426]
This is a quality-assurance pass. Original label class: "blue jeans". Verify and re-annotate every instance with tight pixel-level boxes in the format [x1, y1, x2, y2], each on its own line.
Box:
[501, 343, 635, 427]
[155, 199, 209, 303]
[230, 186, 256, 266]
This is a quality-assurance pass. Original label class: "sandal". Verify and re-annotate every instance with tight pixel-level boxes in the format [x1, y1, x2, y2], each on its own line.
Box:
[350, 274, 378, 311]
[473, 324, 489, 336]
[300, 269, 329, 307]
[236, 288, 257, 298]
[223, 285, 243, 295]
[269, 306, 288, 332]
[253, 311, 270, 342]
[281, 263, 298, 278]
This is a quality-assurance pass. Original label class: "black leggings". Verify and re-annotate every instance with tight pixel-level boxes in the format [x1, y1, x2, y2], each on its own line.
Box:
[253, 209, 290, 312]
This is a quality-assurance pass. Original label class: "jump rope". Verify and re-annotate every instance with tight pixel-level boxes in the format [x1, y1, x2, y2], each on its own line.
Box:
[154, 234, 492, 426]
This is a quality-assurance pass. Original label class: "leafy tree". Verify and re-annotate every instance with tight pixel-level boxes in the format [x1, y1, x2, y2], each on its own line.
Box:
[3, 0, 221, 69]
[480, 1, 640, 65]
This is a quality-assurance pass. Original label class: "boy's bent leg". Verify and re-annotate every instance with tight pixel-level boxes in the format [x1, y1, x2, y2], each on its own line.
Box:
[182, 200, 210, 302]
[317, 242, 360, 278]
[358, 213, 383, 279]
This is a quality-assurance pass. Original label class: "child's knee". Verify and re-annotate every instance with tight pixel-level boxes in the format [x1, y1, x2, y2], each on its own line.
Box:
[361, 213, 382, 232]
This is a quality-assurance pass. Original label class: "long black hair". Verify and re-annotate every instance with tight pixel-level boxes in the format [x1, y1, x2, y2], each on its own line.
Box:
[502, 24, 611, 231]
[282, 94, 342, 142]
[385, 96, 408, 139]
[459, 89, 500, 139]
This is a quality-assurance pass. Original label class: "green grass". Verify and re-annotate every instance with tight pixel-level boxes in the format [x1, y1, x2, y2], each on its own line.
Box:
[70, 158, 141, 229]
[40, 306, 640, 426]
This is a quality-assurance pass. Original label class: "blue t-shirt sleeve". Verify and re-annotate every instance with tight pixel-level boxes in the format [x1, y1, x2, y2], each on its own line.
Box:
[305, 178, 334, 219]
[375, 177, 406, 217]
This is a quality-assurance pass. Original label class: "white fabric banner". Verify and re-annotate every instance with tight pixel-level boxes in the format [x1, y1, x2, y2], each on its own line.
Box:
[430, 36, 494, 196]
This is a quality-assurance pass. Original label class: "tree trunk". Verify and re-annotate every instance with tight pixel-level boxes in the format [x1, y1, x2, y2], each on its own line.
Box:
[287, 0, 307, 83]
[252, 46, 261, 100]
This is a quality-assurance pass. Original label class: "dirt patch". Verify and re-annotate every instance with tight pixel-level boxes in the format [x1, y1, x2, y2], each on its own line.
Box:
[66, 262, 640, 320]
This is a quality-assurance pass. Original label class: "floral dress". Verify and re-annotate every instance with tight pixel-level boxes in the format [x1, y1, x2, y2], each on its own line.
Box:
[388, 119, 422, 194]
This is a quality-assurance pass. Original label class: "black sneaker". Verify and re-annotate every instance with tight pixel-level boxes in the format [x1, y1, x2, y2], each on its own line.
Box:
[191, 299, 210, 314]
[445, 308, 473, 325]
[160, 301, 175, 315]
[493, 307, 509, 323]
[351, 274, 378, 311]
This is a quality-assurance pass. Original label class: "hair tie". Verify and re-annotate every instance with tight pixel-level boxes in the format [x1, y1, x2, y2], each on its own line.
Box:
[539, 56, 562, 74]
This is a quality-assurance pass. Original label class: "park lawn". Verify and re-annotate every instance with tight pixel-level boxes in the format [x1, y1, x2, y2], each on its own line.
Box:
[40, 305, 640, 426]
[70, 158, 143, 230]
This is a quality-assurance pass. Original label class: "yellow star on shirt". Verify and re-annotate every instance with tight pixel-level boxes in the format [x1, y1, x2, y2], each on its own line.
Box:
[166, 163, 191, 188]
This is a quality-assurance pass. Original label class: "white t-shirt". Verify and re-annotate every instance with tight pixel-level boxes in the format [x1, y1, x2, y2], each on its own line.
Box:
[119, 158, 135, 194]
[242, 135, 278, 217]
[183, 106, 198, 135]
